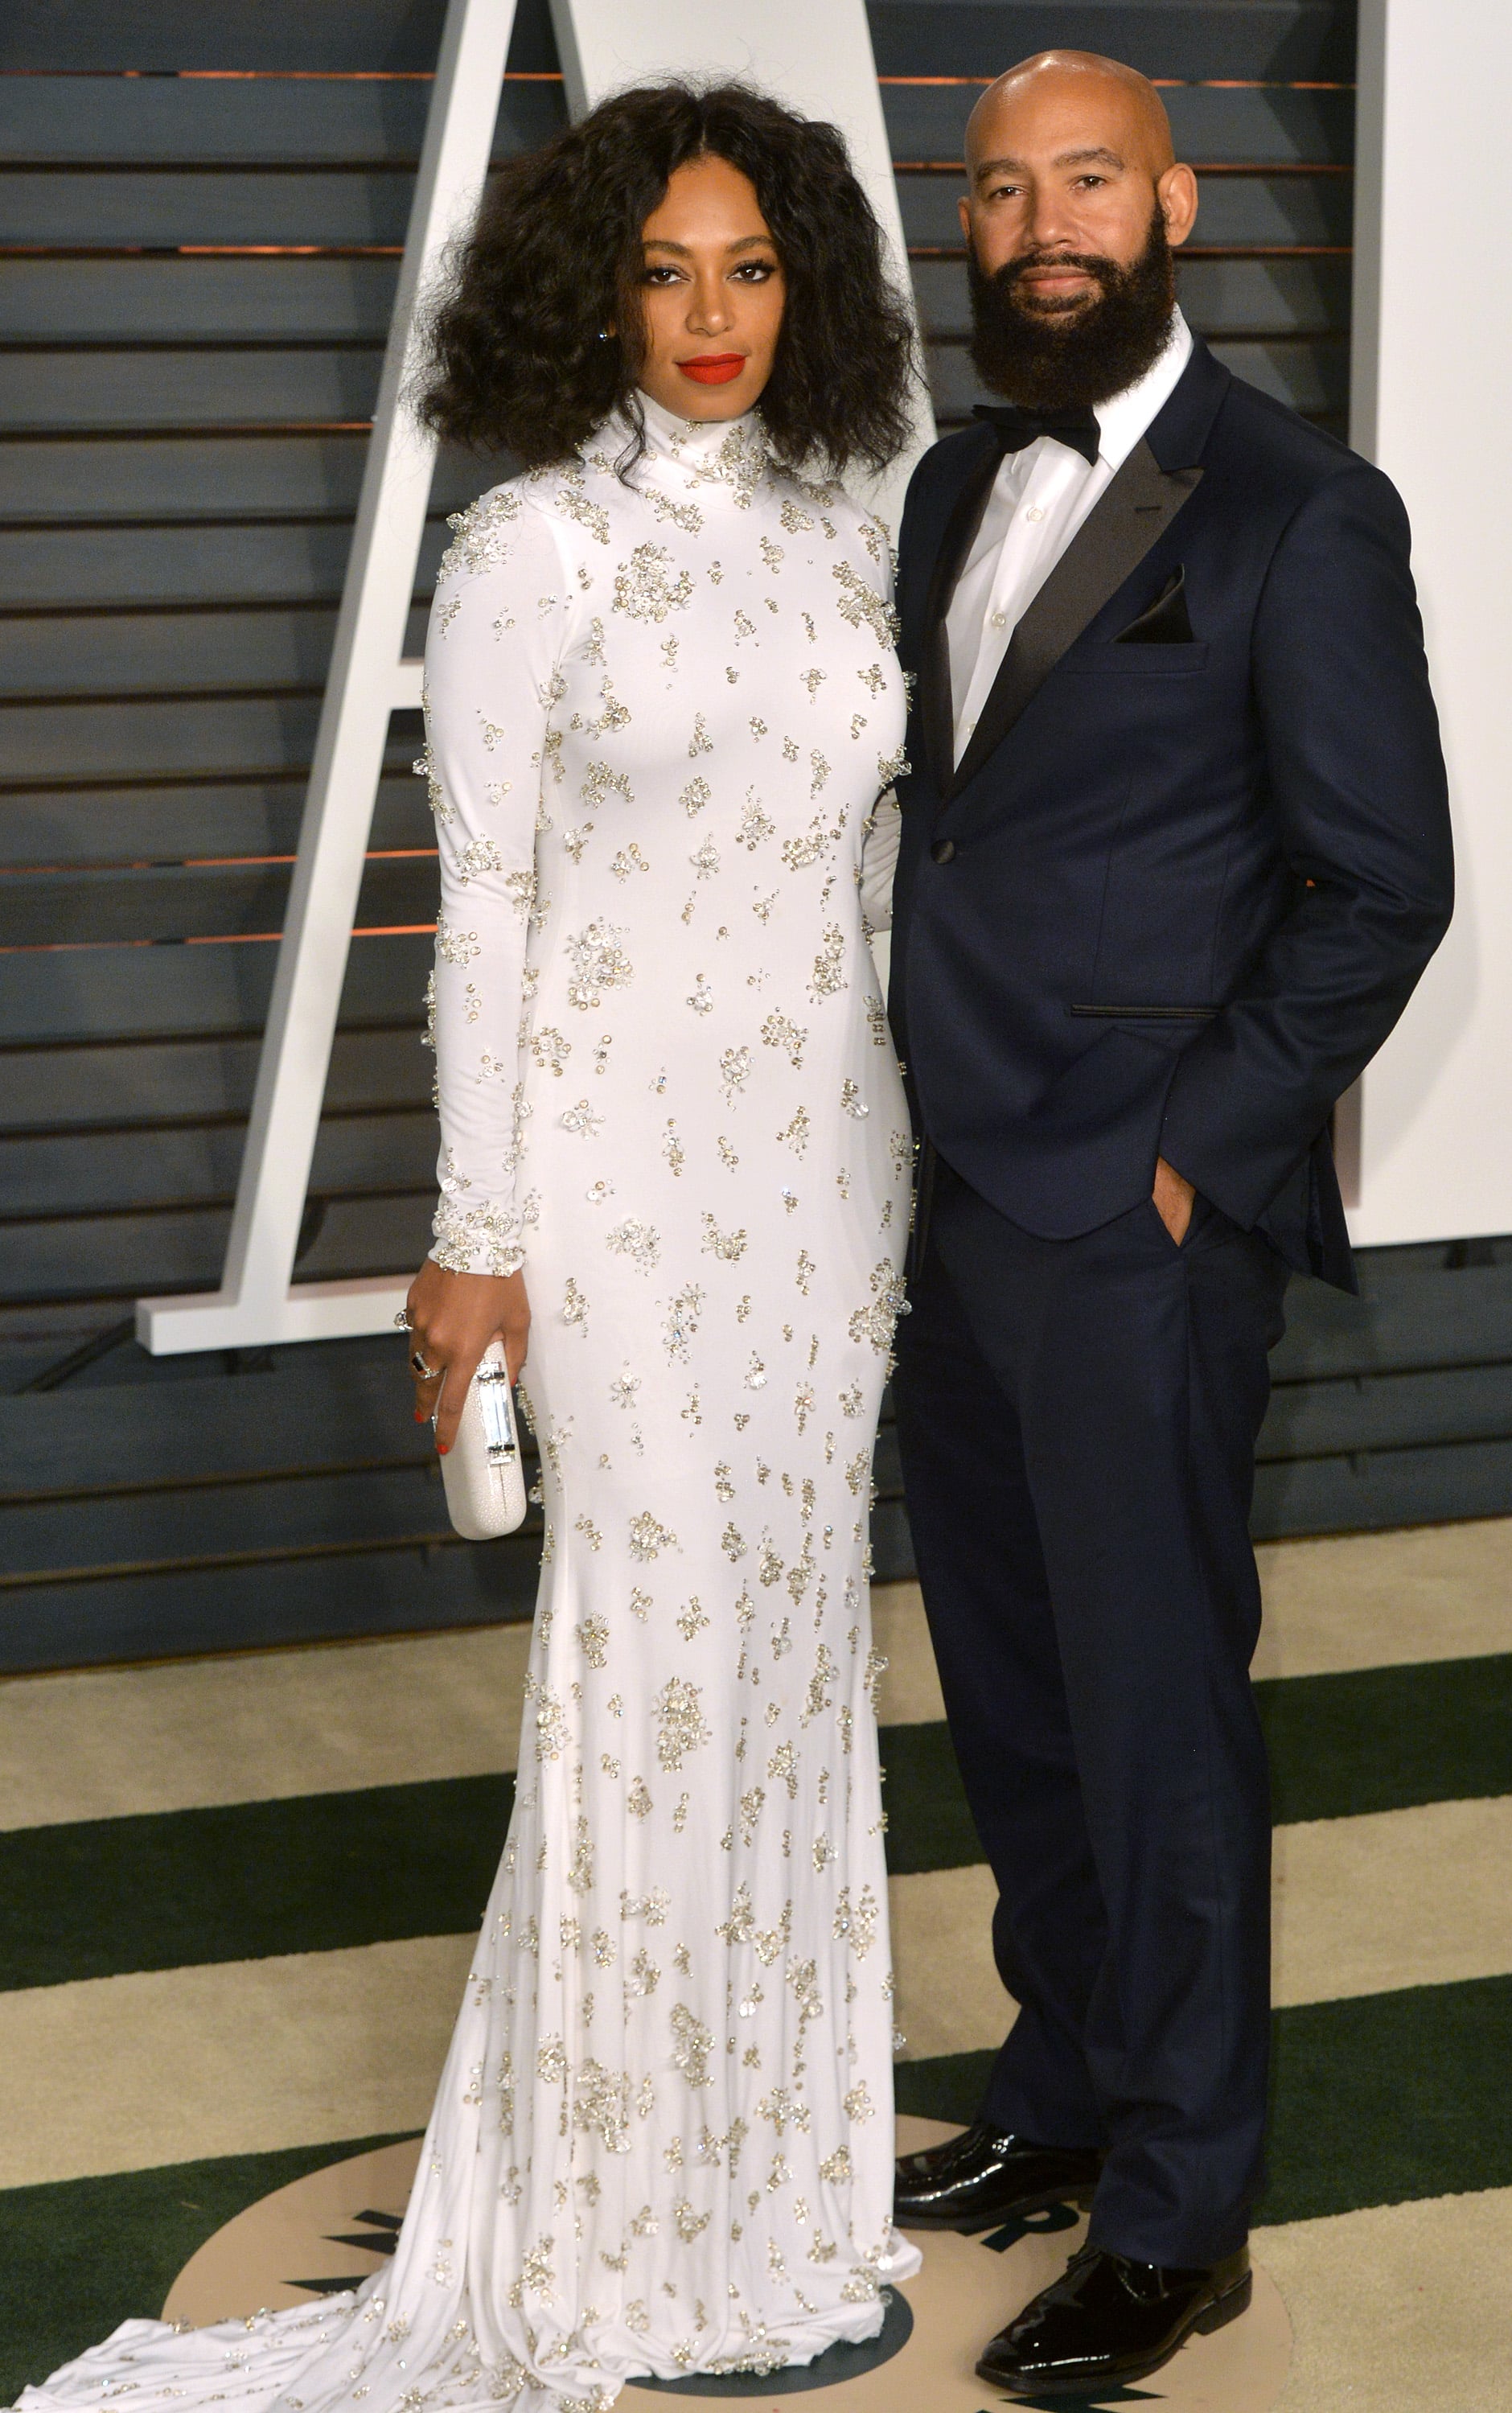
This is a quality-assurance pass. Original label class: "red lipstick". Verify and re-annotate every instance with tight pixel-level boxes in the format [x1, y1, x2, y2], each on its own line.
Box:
[678, 353, 746, 385]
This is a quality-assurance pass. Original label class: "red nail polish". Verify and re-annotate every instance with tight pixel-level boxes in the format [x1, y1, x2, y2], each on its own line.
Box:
[437, 1441, 450, 1455]
[414, 1408, 425, 1422]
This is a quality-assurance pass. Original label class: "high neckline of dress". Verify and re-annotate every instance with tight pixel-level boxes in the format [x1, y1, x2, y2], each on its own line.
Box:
[604, 389, 774, 505]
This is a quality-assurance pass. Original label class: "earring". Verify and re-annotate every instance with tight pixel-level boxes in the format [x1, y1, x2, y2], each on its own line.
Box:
[598, 330, 613, 343]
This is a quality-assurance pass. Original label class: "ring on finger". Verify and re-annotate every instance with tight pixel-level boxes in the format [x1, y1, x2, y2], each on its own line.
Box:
[410, 1350, 440, 1380]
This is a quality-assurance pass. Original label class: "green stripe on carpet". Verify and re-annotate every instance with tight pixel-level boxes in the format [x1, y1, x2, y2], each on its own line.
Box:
[890, 2049, 996, 2131]
[0, 2132, 420, 2409]
[0, 1778, 514, 1993]
[2, 1657, 1506, 1991]
[894, 1974, 1512, 2227]
[1263, 1654, 1512, 1823]
[880, 1723, 976, 1877]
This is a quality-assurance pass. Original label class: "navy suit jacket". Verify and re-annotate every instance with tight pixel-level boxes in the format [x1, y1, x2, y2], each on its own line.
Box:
[890, 339, 1453, 1291]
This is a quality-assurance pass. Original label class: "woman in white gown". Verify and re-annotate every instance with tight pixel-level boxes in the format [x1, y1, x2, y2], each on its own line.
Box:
[16, 81, 922, 2413]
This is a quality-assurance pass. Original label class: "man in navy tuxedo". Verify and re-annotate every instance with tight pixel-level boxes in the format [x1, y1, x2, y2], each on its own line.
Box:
[887, 51, 1452, 2395]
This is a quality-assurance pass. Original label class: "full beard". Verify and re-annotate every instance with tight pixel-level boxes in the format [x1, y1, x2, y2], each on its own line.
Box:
[967, 204, 1178, 411]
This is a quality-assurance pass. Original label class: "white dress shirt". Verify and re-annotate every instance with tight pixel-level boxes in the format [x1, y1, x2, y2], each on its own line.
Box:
[946, 310, 1194, 761]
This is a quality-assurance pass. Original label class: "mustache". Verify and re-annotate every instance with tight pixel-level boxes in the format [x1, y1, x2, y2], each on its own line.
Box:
[997, 247, 1124, 297]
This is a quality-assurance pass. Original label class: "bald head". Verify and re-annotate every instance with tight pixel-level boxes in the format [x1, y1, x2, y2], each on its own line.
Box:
[967, 51, 1176, 181]
[958, 46, 1196, 298]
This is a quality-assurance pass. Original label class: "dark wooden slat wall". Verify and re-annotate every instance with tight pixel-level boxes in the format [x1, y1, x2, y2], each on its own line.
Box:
[10, 0, 1352, 80]
[4, 0, 1506, 1675]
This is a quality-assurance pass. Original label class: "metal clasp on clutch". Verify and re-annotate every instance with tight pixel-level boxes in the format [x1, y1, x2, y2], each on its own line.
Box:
[474, 1359, 517, 1465]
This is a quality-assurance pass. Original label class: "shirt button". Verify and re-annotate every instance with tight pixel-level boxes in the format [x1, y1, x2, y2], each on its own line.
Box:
[931, 838, 956, 865]
[990, 610, 1008, 629]
[1025, 506, 1046, 524]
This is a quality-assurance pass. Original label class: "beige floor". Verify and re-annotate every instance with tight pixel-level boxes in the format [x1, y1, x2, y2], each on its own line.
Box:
[1271, 1794, 1512, 2005]
[3, 1516, 1507, 1831]
[1250, 1518, 1512, 1679]
[1261, 2185, 1512, 2411]
[0, 1591, 931, 1831]
[0, 1626, 535, 1831]
[889, 1789, 1512, 2062]
[0, 1934, 477, 2189]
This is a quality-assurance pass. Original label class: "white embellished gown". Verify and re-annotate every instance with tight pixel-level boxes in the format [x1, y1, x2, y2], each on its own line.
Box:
[17, 396, 919, 2413]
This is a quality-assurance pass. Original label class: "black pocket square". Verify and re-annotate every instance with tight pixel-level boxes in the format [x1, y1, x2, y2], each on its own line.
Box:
[1115, 566, 1194, 644]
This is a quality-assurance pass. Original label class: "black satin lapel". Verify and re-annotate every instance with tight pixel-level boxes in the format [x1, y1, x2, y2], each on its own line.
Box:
[947, 440, 1204, 800]
[920, 440, 1000, 792]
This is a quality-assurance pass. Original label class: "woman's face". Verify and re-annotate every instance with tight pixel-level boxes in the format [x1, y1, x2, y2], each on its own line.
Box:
[633, 153, 787, 421]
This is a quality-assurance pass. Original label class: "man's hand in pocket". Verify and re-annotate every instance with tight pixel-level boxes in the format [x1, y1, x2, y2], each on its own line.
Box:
[1153, 1156, 1196, 1246]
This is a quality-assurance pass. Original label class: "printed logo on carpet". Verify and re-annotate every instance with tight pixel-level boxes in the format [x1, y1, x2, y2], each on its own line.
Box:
[163, 2119, 1291, 2410]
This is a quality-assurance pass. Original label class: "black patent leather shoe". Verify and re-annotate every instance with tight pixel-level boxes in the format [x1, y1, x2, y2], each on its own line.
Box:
[894, 2121, 1103, 2231]
[976, 2241, 1253, 2395]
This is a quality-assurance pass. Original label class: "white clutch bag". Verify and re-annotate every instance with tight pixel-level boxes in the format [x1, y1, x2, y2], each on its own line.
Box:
[438, 1341, 528, 1539]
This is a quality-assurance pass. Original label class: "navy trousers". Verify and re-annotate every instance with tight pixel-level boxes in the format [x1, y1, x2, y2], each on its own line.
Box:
[893, 1157, 1291, 2264]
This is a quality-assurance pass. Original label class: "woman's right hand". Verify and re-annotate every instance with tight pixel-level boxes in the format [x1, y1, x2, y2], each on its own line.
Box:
[405, 1259, 531, 1454]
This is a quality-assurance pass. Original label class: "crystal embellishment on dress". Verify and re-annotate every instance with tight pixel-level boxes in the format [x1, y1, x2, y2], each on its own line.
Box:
[613, 541, 695, 623]
[564, 921, 634, 1011]
[604, 1218, 660, 1272]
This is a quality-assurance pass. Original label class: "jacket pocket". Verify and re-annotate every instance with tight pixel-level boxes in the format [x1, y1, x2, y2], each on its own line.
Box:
[1069, 1004, 1218, 1022]
[1061, 643, 1209, 676]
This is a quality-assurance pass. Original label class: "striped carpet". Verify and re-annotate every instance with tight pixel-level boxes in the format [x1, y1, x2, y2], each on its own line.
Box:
[1, 1522, 1509, 2409]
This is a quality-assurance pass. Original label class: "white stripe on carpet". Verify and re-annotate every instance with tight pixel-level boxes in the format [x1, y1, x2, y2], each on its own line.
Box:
[0, 1932, 475, 2189]
[1251, 1518, 1512, 1680]
[892, 1793, 1512, 2061]
[0, 1629, 534, 1833]
[1257, 2183, 1512, 2411]
[2, 1521, 1506, 1831]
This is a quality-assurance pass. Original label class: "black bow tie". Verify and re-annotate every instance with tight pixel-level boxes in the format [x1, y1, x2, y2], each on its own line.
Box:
[972, 401, 1102, 469]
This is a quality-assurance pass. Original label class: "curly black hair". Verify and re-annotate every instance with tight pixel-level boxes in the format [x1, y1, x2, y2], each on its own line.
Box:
[415, 80, 918, 478]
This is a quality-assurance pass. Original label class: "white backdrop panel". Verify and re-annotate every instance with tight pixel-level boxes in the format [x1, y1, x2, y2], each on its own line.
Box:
[1349, 0, 1512, 1243]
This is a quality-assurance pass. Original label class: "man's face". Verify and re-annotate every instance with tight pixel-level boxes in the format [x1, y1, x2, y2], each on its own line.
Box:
[959, 66, 1195, 313]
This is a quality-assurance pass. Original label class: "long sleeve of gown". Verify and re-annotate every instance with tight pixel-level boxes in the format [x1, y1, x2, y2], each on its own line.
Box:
[419, 491, 573, 1276]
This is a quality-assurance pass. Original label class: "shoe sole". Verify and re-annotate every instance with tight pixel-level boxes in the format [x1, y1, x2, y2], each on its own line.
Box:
[975, 2268, 1253, 2394]
[895, 2181, 1099, 2234]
